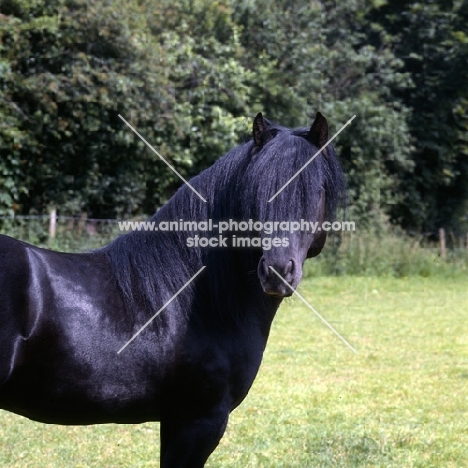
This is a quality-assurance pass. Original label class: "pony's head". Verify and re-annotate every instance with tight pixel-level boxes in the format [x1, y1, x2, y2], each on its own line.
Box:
[105, 111, 346, 319]
[241, 112, 346, 297]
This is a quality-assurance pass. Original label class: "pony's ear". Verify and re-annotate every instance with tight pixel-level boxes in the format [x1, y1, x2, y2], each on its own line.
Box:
[253, 112, 272, 148]
[307, 112, 328, 148]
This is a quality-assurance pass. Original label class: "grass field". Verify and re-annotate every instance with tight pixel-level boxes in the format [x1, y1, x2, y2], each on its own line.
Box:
[0, 275, 467, 467]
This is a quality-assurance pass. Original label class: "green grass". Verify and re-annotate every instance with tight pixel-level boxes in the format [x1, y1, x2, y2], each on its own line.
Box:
[1, 276, 467, 467]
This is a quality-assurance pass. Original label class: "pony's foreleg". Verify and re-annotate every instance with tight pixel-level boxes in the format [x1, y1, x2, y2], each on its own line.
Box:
[160, 406, 229, 468]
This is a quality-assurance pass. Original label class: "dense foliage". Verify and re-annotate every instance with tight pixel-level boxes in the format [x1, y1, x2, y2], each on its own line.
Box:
[1, 0, 467, 234]
[367, 0, 468, 233]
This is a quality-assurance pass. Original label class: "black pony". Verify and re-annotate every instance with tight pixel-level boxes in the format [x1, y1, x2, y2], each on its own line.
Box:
[0, 112, 346, 467]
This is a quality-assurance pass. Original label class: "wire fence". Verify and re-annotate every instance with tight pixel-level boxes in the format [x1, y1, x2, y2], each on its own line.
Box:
[0, 213, 126, 252]
[1, 213, 467, 257]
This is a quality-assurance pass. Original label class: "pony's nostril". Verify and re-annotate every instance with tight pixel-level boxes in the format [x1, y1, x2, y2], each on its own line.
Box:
[285, 259, 294, 278]
[259, 258, 270, 279]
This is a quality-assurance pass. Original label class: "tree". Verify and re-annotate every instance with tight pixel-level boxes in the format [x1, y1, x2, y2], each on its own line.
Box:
[3, 0, 465, 236]
[367, 0, 468, 234]
[233, 0, 413, 228]
[0, 0, 257, 217]
[0, 0, 172, 217]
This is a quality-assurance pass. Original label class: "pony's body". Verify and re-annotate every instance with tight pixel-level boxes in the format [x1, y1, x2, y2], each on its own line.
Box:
[0, 113, 345, 467]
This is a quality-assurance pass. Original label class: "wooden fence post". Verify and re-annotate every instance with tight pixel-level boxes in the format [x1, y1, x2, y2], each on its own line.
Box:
[49, 208, 57, 242]
[438, 227, 446, 259]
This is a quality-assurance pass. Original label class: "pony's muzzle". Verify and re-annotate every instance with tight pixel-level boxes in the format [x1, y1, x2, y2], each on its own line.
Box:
[257, 257, 300, 297]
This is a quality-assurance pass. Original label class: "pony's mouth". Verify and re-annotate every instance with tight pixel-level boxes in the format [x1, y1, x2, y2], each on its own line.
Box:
[261, 282, 296, 298]
[264, 290, 294, 298]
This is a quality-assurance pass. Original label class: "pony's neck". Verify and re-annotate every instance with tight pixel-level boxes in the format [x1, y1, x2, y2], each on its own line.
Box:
[144, 168, 279, 328]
